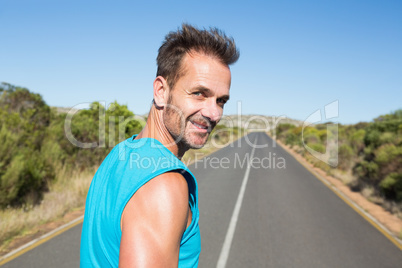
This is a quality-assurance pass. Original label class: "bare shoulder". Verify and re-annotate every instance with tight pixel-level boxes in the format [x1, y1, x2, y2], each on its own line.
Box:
[145, 171, 190, 200]
[119, 171, 189, 267]
[121, 171, 189, 229]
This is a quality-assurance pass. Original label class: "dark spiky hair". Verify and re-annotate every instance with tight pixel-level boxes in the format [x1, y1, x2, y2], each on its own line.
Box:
[156, 23, 239, 89]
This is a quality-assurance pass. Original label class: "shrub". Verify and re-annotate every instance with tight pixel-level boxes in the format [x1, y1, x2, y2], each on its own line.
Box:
[374, 144, 401, 165]
[276, 123, 295, 135]
[285, 133, 298, 146]
[350, 129, 366, 153]
[303, 133, 320, 144]
[338, 144, 354, 171]
[364, 129, 381, 148]
[313, 160, 331, 173]
[379, 132, 395, 144]
[0, 83, 144, 208]
[307, 143, 326, 154]
[0, 151, 54, 207]
[353, 160, 379, 183]
[379, 173, 402, 201]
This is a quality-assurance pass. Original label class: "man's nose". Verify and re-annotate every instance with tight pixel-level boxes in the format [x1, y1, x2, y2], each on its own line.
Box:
[201, 99, 222, 123]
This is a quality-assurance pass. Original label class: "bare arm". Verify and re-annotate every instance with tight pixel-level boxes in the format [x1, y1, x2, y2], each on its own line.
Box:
[119, 172, 189, 268]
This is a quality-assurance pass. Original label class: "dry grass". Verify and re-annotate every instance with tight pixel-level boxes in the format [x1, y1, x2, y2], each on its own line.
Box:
[383, 201, 402, 220]
[0, 167, 95, 249]
[331, 169, 357, 186]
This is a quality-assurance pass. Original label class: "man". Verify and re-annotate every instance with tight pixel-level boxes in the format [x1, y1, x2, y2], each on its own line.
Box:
[80, 24, 239, 267]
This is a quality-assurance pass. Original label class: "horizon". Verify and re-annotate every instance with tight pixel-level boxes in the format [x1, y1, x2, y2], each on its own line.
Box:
[1, 80, 399, 127]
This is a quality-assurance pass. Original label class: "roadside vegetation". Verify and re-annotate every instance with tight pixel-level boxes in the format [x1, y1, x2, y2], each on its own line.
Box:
[274, 110, 402, 218]
[0, 82, 243, 253]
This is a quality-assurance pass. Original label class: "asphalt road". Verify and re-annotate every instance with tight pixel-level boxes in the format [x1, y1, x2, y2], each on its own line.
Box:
[2, 132, 402, 267]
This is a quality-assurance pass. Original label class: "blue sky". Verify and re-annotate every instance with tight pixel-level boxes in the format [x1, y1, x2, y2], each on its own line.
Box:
[1, 0, 401, 125]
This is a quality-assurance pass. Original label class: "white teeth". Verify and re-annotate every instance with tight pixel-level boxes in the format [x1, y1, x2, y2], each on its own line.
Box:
[193, 122, 207, 129]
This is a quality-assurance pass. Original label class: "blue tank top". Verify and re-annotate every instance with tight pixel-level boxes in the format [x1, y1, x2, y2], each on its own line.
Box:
[80, 135, 201, 267]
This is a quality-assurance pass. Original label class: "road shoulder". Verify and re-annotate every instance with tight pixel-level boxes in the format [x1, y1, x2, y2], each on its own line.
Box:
[0, 208, 85, 264]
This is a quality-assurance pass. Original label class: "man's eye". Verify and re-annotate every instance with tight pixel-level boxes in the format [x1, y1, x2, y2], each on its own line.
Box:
[217, 98, 227, 104]
[193, 92, 202, 96]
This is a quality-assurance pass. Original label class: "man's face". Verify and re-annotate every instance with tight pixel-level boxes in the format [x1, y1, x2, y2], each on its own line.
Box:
[163, 52, 231, 149]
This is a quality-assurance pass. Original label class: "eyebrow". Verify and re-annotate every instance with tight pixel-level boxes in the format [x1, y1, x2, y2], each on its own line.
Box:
[193, 86, 230, 101]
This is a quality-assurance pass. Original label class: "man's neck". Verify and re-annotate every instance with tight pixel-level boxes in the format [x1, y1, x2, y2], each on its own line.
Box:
[135, 105, 187, 159]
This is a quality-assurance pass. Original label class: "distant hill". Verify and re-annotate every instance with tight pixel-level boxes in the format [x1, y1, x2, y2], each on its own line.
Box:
[219, 114, 304, 130]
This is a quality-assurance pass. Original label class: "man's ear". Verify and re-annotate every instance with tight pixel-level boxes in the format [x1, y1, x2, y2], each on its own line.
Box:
[153, 76, 169, 108]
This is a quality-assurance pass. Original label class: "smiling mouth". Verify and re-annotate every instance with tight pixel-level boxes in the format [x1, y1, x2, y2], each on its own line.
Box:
[190, 120, 210, 131]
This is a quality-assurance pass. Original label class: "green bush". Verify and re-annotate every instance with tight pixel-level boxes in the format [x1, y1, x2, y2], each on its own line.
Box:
[0, 83, 144, 208]
[350, 129, 365, 153]
[374, 144, 402, 165]
[0, 151, 54, 207]
[355, 160, 379, 181]
[379, 173, 402, 201]
[338, 144, 354, 171]
[379, 132, 395, 144]
[276, 123, 295, 135]
[364, 129, 381, 148]
[307, 143, 326, 154]
[285, 133, 298, 146]
[303, 133, 320, 144]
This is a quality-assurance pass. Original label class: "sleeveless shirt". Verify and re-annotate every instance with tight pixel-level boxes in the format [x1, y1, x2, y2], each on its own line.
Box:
[80, 135, 201, 267]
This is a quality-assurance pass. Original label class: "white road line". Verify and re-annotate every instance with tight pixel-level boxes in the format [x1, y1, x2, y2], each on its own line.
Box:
[216, 136, 258, 268]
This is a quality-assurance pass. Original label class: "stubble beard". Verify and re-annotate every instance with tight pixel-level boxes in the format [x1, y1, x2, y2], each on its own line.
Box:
[163, 102, 211, 150]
